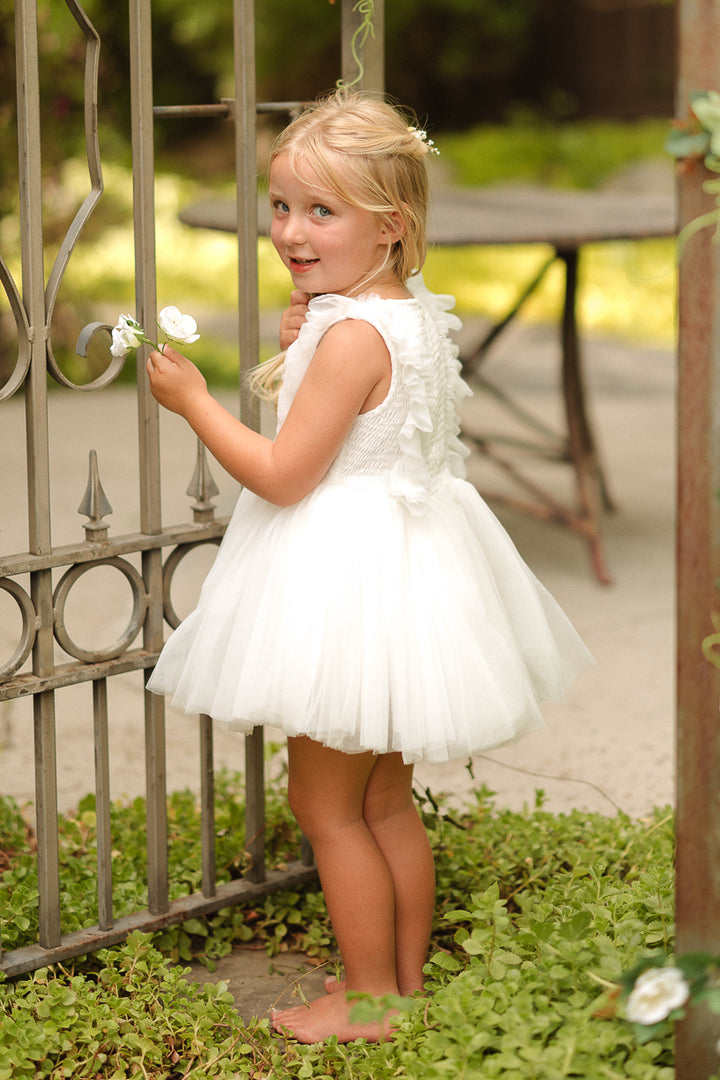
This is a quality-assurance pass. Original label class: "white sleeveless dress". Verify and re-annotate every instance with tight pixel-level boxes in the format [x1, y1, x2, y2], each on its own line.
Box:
[147, 275, 593, 763]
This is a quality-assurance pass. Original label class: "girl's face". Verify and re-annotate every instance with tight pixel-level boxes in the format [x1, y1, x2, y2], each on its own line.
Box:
[269, 153, 400, 297]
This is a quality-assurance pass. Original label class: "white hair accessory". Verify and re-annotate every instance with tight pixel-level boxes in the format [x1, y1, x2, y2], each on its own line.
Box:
[408, 125, 439, 156]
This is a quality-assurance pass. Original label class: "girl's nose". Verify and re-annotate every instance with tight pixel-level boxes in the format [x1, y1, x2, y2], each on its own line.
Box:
[281, 212, 306, 246]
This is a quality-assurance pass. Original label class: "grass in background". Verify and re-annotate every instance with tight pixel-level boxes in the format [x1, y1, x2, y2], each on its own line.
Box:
[437, 116, 670, 190]
[0, 117, 677, 388]
[423, 238, 676, 347]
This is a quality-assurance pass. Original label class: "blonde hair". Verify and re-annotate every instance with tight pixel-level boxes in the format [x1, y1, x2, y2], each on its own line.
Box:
[248, 89, 432, 403]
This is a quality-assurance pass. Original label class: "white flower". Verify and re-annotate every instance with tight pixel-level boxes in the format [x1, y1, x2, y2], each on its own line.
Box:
[625, 967, 690, 1025]
[157, 305, 200, 344]
[110, 313, 146, 358]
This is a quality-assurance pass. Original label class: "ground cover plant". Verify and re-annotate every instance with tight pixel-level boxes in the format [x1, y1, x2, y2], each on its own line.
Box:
[0, 773, 700, 1079]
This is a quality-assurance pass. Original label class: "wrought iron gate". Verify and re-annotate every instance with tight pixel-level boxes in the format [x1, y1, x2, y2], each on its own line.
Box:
[0, 0, 382, 978]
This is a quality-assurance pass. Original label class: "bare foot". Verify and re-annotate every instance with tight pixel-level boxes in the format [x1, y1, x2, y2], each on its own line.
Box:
[271, 991, 396, 1044]
[325, 974, 425, 997]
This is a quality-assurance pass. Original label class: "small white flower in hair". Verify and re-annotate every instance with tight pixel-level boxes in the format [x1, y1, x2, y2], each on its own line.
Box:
[408, 125, 439, 156]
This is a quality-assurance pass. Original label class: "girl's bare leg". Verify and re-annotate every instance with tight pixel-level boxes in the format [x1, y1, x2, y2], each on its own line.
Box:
[324, 753, 434, 996]
[363, 752, 435, 994]
[271, 737, 400, 1043]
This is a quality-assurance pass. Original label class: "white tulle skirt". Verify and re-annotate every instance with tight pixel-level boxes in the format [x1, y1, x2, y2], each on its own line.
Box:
[147, 477, 593, 763]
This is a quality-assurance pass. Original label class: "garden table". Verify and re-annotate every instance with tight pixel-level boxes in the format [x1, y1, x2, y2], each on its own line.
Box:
[179, 184, 676, 584]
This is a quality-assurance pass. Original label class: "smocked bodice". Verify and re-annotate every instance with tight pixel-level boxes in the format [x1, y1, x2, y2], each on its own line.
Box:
[276, 274, 472, 511]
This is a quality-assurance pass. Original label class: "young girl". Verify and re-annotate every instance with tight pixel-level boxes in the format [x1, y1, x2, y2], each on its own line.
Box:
[146, 90, 593, 1044]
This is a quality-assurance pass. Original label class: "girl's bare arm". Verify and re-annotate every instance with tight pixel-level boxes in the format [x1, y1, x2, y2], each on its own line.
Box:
[146, 318, 391, 506]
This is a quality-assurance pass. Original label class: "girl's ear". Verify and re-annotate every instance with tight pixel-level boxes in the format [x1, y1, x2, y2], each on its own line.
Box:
[379, 210, 406, 245]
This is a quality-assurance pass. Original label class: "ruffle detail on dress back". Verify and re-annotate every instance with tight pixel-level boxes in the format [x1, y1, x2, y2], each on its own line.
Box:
[389, 274, 472, 513]
[277, 280, 472, 512]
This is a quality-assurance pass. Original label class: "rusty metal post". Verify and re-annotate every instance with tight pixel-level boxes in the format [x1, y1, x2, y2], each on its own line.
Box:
[675, 3, 720, 1077]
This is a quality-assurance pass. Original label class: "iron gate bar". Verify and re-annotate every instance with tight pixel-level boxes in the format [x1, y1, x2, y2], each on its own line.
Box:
[1, 0, 383, 978]
[93, 677, 113, 932]
[199, 714, 217, 898]
[153, 101, 304, 120]
[1, 864, 319, 979]
[15, 0, 62, 954]
[0, 520, 228, 578]
[230, 0, 266, 888]
[129, 0, 168, 920]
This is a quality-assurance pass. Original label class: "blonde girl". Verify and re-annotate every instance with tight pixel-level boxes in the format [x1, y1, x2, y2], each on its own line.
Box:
[146, 90, 592, 1044]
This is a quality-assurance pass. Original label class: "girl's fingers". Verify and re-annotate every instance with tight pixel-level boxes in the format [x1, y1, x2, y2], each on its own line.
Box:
[147, 347, 185, 373]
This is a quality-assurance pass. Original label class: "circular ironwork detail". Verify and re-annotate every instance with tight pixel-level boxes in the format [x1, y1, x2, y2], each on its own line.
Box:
[0, 578, 37, 679]
[53, 557, 148, 663]
[162, 540, 221, 630]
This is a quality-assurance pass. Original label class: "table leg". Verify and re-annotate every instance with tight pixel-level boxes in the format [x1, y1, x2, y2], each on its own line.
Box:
[558, 247, 615, 584]
[459, 246, 616, 584]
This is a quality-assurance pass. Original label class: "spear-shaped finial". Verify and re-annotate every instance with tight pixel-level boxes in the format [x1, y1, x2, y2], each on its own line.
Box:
[78, 449, 113, 541]
[186, 439, 219, 523]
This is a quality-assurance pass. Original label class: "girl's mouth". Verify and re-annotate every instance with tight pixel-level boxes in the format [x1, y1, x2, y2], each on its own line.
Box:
[289, 257, 319, 272]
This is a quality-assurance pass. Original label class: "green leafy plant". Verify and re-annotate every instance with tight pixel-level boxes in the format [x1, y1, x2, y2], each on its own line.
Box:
[0, 932, 266, 1079]
[601, 612, 720, 1060]
[666, 89, 720, 250]
[1, 777, 692, 1077]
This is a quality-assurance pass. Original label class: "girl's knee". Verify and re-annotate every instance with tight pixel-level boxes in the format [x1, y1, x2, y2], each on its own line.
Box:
[362, 757, 415, 827]
[363, 792, 416, 831]
[287, 775, 316, 837]
[287, 775, 363, 841]
[286, 737, 377, 839]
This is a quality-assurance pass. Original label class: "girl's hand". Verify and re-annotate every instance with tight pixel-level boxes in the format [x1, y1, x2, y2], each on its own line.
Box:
[146, 345, 208, 418]
[279, 289, 311, 350]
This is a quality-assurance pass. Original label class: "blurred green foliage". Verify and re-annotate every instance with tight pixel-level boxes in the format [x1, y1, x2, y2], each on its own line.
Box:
[440, 116, 669, 190]
[0, 0, 584, 215]
[0, 114, 674, 389]
[0, 2, 675, 387]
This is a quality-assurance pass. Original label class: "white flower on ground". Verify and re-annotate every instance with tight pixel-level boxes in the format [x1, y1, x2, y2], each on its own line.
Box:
[625, 967, 690, 1025]
[110, 313, 145, 358]
[157, 306, 200, 345]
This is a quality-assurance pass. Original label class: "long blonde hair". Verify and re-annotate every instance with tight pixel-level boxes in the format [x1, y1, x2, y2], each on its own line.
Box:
[248, 89, 432, 403]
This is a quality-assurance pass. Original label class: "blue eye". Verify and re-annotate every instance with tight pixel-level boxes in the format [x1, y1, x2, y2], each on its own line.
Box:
[312, 205, 332, 219]
[272, 199, 289, 214]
